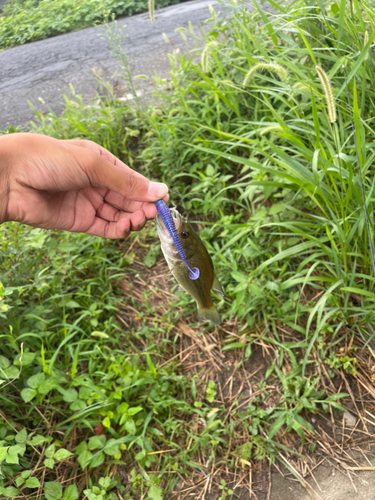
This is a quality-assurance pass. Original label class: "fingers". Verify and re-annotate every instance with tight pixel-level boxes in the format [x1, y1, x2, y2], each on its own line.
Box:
[97, 190, 159, 219]
[86, 216, 131, 239]
[87, 212, 147, 239]
[95, 201, 146, 231]
[63, 139, 169, 203]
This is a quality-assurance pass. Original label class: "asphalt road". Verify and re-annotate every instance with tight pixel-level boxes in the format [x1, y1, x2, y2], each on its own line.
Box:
[0, 0, 223, 129]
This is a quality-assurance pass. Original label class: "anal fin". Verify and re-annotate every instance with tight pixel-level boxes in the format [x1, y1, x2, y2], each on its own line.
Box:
[212, 275, 224, 297]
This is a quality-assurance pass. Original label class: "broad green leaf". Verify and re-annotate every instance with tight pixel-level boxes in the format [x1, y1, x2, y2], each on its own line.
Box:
[45, 444, 56, 458]
[44, 481, 63, 500]
[26, 477, 41, 488]
[65, 300, 81, 309]
[231, 271, 247, 282]
[0, 356, 10, 369]
[77, 449, 93, 469]
[27, 434, 47, 446]
[54, 448, 73, 461]
[70, 400, 86, 411]
[44, 458, 55, 469]
[27, 372, 45, 389]
[58, 243, 78, 253]
[15, 428, 27, 444]
[63, 484, 79, 500]
[99, 477, 111, 489]
[135, 451, 145, 460]
[127, 407, 142, 417]
[15, 477, 24, 487]
[1, 486, 21, 498]
[21, 388, 37, 403]
[124, 419, 136, 435]
[5, 445, 25, 464]
[147, 485, 163, 500]
[104, 439, 123, 456]
[89, 451, 105, 469]
[102, 416, 111, 428]
[62, 389, 78, 403]
[14, 352, 35, 366]
[3, 366, 19, 379]
[38, 377, 56, 394]
[0, 447, 8, 462]
[88, 436, 105, 450]
[21, 470, 31, 479]
[75, 441, 87, 454]
[269, 203, 286, 215]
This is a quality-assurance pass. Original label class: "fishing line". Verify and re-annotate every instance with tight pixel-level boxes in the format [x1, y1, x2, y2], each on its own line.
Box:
[342, 65, 375, 277]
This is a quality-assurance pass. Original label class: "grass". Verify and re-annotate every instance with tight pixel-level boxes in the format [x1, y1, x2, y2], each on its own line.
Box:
[1, 0, 375, 498]
[0, 0, 181, 50]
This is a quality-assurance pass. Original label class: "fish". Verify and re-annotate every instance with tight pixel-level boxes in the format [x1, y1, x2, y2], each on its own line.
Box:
[155, 207, 223, 325]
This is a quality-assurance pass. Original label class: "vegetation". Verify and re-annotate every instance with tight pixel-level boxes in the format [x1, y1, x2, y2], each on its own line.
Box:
[1, 0, 375, 498]
[0, 0, 180, 50]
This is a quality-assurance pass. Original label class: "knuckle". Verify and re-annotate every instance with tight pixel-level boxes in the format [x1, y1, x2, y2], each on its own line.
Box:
[125, 172, 146, 196]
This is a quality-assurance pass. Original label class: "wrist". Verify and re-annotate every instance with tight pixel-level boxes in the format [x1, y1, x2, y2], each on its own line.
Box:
[0, 134, 13, 224]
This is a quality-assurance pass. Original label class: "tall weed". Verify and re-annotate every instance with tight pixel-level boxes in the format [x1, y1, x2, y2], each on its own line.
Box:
[143, 0, 375, 351]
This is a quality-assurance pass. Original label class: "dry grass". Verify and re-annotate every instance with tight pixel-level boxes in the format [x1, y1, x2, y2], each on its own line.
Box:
[113, 237, 375, 499]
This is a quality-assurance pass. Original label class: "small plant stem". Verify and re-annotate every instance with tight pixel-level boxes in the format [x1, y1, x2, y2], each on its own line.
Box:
[333, 121, 348, 275]
[343, 65, 375, 277]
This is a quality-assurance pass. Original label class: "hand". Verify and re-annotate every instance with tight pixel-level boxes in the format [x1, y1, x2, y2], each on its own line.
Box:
[0, 133, 168, 239]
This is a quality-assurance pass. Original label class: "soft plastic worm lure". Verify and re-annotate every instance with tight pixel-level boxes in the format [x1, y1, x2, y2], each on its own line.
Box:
[155, 199, 200, 280]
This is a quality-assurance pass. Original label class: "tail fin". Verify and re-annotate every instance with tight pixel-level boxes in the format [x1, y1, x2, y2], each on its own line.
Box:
[197, 306, 221, 325]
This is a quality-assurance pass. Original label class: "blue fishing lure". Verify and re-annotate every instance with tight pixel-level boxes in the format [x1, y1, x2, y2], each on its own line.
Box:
[155, 200, 200, 280]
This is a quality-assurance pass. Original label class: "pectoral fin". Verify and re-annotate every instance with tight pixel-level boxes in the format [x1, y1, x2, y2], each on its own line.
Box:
[212, 275, 224, 297]
[197, 305, 221, 325]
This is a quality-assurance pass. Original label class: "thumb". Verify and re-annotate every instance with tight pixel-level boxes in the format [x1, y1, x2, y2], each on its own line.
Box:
[70, 142, 169, 201]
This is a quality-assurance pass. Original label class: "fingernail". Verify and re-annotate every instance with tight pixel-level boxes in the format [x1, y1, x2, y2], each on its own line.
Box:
[147, 181, 169, 199]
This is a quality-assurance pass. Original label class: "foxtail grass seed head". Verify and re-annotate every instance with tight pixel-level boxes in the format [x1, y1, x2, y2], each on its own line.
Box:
[315, 65, 337, 123]
[260, 125, 284, 135]
[201, 42, 217, 73]
[242, 63, 289, 88]
[162, 32, 169, 43]
[148, 0, 154, 23]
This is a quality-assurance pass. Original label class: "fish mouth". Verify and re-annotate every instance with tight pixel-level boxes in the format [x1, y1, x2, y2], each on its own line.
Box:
[155, 207, 183, 247]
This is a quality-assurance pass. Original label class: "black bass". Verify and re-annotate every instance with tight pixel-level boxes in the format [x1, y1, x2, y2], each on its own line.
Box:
[155, 207, 223, 325]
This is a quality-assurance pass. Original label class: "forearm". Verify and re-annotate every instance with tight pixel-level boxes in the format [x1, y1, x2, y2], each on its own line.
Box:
[0, 135, 12, 225]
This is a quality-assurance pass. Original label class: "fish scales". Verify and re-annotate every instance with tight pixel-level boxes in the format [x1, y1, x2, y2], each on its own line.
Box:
[156, 207, 223, 325]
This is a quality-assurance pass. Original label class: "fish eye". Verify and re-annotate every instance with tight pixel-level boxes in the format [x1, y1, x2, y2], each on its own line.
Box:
[181, 231, 189, 238]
